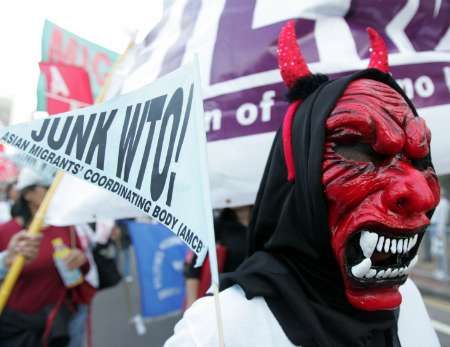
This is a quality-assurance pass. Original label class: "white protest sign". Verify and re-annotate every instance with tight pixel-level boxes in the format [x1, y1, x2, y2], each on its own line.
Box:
[0, 62, 215, 267]
[46, 175, 146, 224]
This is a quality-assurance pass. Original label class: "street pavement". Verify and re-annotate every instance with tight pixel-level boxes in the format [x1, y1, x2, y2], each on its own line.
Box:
[92, 278, 180, 347]
[424, 295, 450, 346]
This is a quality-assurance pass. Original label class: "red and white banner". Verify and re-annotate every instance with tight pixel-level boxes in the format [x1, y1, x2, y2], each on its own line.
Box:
[39, 62, 93, 115]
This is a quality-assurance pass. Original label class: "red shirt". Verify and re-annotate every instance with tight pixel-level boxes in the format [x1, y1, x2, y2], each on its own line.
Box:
[0, 219, 88, 314]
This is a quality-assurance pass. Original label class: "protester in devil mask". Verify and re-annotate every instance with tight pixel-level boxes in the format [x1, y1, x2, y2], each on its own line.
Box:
[165, 21, 440, 347]
[0, 168, 92, 347]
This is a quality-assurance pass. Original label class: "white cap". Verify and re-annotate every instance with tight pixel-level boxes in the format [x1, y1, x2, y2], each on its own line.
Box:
[16, 167, 53, 191]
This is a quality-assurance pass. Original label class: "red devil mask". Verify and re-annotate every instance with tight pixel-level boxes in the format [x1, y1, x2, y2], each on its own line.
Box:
[279, 21, 440, 311]
[323, 79, 440, 310]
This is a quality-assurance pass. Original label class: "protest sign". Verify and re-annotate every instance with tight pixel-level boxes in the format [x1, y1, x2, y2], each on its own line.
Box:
[118, 0, 450, 208]
[127, 221, 187, 318]
[1, 62, 215, 265]
[46, 175, 145, 224]
[38, 20, 118, 111]
[39, 62, 94, 114]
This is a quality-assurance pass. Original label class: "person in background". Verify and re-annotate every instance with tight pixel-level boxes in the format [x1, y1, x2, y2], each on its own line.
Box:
[6, 182, 18, 203]
[111, 219, 133, 283]
[0, 182, 18, 223]
[0, 168, 91, 347]
[90, 219, 123, 291]
[183, 206, 251, 309]
[0, 230, 42, 281]
[70, 219, 125, 347]
[69, 223, 99, 347]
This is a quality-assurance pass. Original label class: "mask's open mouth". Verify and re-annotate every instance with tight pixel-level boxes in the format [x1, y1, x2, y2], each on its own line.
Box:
[345, 228, 423, 288]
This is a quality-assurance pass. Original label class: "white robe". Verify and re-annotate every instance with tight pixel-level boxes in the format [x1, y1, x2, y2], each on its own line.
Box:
[165, 279, 440, 347]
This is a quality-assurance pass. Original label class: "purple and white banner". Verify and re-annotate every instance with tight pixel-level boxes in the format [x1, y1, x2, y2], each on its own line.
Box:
[101, 0, 450, 208]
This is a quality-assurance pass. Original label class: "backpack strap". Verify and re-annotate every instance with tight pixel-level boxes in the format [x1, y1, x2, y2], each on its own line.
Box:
[42, 290, 67, 347]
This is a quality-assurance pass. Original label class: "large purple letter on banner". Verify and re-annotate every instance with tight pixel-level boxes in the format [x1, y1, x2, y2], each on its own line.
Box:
[346, 0, 450, 56]
[404, 1, 450, 51]
[210, 0, 319, 84]
[345, 0, 406, 56]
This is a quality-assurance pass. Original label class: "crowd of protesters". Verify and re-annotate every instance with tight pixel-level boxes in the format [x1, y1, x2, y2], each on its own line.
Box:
[0, 168, 127, 347]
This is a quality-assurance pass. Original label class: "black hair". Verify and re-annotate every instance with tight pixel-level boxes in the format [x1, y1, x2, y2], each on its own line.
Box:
[214, 208, 239, 242]
[5, 182, 16, 200]
[10, 195, 32, 226]
[10, 185, 39, 227]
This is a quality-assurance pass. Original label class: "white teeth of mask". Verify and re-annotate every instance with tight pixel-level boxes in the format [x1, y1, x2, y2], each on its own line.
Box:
[390, 239, 397, 254]
[403, 239, 408, 253]
[384, 238, 391, 253]
[376, 236, 384, 252]
[408, 235, 418, 251]
[351, 258, 372, 278]
[383, 268, 392, 278]
[407, 237, 413, 251]
[376, 270, 385, 278]
[352, 232, 420, 281]
[360, 231, 378, 258]
[390, 269, 399, 277]
[408, 255, 418, 272]
[365, 267, 408, 280]
[365, 269, 377, 279]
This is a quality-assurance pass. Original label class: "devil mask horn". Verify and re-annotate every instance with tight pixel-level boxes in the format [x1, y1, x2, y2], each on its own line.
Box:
[278, 23, 389, 88]
[367, 27, 389, 73]
[278, 20, 311, 88]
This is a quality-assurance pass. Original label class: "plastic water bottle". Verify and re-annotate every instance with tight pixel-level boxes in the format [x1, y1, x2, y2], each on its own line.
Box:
[52, 238, 83, 288]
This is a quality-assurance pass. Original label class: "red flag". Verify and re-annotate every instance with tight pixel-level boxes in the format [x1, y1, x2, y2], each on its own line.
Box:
[39, 62, 94, 115]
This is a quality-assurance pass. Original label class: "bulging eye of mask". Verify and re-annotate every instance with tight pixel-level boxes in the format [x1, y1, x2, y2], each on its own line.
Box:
[335, 142, 387, 165]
